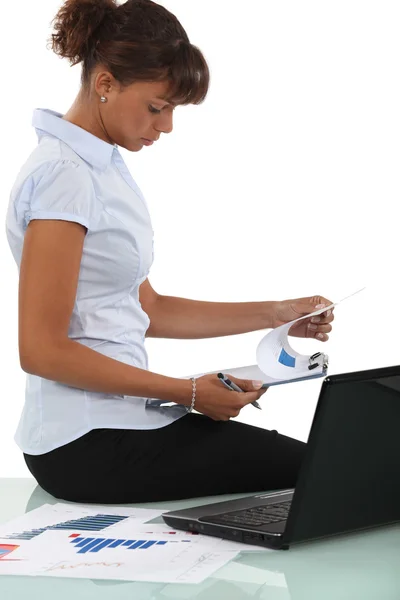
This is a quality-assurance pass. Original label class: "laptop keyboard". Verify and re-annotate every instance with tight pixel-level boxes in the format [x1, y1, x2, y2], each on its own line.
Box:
[200, 500, 292, 528]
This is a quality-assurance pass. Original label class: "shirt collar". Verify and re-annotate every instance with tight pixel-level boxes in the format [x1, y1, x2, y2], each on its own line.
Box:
[32, 108, 117, 171]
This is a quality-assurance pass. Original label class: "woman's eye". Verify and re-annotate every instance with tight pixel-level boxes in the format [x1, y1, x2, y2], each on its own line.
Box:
[149, 105, 161, 114]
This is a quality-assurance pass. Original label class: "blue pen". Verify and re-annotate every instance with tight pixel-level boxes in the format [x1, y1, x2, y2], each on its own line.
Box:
[217, 373, 262, 410]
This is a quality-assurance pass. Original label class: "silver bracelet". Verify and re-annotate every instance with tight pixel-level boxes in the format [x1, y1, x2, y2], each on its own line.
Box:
[186, 377, 196, 413]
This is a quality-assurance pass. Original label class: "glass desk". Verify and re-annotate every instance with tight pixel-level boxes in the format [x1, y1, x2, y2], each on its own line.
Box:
[1, 478, 400, 600]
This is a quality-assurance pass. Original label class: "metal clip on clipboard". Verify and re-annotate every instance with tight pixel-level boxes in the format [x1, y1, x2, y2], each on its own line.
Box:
[308, 352, 329, 373]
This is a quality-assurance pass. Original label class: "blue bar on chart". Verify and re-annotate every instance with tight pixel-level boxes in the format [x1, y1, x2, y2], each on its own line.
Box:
[108, 539, 125, 548]
[138, 541, 157, 549]
[87, 538, 117, 552]
[76, 538, 107, 553]
[54, 514, 128, 531]
[73, 537, 96, 548]
[127, 540, 145, 549]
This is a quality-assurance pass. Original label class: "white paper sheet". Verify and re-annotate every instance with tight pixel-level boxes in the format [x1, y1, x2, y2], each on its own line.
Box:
[186, 287, 365, 388]
[1, 529, 239, 584]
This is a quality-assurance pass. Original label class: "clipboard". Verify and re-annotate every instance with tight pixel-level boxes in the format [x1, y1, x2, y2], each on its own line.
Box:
[260, 351, 329, 387]
[261, 367, 328, 388]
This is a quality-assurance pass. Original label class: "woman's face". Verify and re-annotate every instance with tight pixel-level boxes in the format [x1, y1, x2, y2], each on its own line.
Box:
[94, 69, 176, 151]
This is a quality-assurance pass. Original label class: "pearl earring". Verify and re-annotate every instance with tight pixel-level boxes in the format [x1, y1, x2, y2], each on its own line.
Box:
[100, 96, 108, 103]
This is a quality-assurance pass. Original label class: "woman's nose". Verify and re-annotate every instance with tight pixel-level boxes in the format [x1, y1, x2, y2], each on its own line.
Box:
[157, 112, 174, 135]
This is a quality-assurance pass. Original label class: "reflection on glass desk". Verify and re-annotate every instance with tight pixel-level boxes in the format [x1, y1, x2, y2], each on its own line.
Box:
[1, 478, 400, 600]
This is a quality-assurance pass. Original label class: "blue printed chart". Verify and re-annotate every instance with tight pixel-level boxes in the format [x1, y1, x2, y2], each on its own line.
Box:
[2, 513, 128, 541]
[0, 503, 165, 543]
[2, 529, 239, 584]
[69, 534, 179, 553]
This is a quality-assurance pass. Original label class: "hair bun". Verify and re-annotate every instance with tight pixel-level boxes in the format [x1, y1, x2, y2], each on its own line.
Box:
[49, 0, 117, 66]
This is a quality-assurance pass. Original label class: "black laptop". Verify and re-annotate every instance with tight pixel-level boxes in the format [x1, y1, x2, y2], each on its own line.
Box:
[162, 365, 400, 550]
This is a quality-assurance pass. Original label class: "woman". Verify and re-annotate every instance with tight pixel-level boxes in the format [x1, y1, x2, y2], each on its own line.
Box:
[6, 0, 334, 504]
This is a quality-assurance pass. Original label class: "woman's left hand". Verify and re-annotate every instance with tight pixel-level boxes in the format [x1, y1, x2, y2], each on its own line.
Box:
[272, 295, 335, 341]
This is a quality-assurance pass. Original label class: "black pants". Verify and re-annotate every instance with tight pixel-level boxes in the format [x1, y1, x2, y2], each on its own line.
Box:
[24, 413, 306, 504]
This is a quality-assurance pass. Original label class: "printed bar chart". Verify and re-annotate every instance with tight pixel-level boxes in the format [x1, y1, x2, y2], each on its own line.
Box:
[3, 514, 128, 541]
[69, 535, 169, 554]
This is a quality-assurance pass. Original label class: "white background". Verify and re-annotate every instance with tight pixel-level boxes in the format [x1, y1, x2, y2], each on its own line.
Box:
[1, 0, 399, 477]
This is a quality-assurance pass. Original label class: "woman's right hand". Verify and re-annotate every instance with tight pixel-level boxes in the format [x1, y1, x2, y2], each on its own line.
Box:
[191, 373, 268, 421]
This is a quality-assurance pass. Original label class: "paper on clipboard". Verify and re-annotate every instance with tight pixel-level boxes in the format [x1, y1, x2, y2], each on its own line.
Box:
[255, 287, 365, 386]
[180, 287, 366, 390]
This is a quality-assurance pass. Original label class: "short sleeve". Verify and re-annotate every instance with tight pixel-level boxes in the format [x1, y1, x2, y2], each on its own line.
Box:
[24, 159, 101, 232]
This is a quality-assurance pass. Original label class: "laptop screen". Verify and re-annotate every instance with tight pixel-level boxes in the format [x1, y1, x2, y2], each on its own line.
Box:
[284, 366, 400, 544]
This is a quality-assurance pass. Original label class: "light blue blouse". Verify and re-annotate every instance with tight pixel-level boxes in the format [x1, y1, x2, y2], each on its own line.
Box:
[5, 108, 187, 455]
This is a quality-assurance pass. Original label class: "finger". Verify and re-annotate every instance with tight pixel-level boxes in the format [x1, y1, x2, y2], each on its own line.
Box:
[308, 323, 332, 335]
[294, 301, 334, 321]
[295, 301, 327, 317]
[315, 299, 334, 318]
[317, 324, 332, 334]
[310, 312, 335, 324]
[240, 391, 265, 407]
[315, 332, 329, 341]
[306, 325, 331, 340]
[305, 323, 331, 340]
[228, 375, 264, 391]
[314, 296, 332, 306]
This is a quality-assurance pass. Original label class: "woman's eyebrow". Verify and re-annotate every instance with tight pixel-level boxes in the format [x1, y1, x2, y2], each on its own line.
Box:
[155, 96, 177, 107]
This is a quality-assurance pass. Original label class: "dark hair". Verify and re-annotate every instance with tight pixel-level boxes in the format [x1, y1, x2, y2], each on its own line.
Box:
[48, 0, 210, 106]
